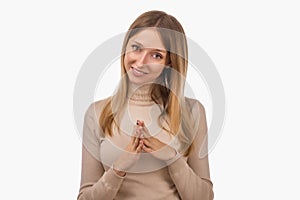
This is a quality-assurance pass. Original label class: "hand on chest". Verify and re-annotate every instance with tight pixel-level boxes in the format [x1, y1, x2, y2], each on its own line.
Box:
[111, 103, 173, 148]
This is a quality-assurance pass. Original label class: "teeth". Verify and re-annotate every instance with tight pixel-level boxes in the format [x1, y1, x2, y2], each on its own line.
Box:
[132, 67, 146, 74]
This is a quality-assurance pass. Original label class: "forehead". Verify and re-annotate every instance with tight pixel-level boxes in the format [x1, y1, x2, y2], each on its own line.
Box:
[128, 28, 166, 50]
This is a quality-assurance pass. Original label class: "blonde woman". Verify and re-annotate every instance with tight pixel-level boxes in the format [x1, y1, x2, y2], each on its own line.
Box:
[78, 10, 214, 200]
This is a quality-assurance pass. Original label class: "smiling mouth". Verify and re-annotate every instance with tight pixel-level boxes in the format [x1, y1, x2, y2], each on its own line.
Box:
[130, 67, 148, 74]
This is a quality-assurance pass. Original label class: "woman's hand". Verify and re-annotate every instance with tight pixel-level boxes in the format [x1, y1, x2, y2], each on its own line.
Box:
[137, 121, 177, 161]
[113, 125, 143, 176]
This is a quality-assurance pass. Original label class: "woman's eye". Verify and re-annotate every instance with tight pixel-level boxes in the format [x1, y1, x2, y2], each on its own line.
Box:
[152, 53, 163, 59]
[131, 44, 141, 51]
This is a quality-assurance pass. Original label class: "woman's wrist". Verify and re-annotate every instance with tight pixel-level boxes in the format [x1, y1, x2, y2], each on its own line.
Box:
[164, 148, 181, 165]
[112, 164, 126, 177]
[166, 148, 177, 161]
[113, 168, 126, 177]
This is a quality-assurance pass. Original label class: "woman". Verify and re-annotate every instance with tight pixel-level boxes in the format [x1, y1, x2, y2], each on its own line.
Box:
[78, 10, 214, 200]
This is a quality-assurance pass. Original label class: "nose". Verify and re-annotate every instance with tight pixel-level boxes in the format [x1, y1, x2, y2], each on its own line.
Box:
[135, 51, 148, 67]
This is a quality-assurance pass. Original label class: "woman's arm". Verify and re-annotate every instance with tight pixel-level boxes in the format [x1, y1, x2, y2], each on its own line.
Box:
[77, 146, 125, 200]
[167, 100, 214, 200]
[77, 102, 125, 200]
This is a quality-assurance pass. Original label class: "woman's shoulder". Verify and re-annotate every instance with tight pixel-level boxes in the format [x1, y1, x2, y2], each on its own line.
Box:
[93, 96, 112, 108]
[184, 97, 206, 113]
[86, 96, 112, 118]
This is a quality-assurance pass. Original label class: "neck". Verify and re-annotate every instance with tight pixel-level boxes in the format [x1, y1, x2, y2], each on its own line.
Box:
[127, 83, 153, 103]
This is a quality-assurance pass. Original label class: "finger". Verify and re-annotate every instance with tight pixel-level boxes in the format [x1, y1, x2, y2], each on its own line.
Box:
[141, 126, 151, 138]
[140, 120, 145, 127]
[130, 125, 140, 144]
[136, 140, 143, 152]
[130, 134, 137, 145]
[130, 136, 135, 145]
[142, 144, 152, 153]
[132, 130, 140, 149]
[134, 136, 140, 148]
[141, 138, 152, 148]
[135, 124, 146, 138]
[137, 128, 143, 138]
[137, 120, 145, 127]
[133, 125, 139, 135]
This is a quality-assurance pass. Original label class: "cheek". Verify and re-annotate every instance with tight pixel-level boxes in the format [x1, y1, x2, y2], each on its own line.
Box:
[123, 54, 132, 70]
[124, 52, 136, 64]
[149, 64, 166, 74]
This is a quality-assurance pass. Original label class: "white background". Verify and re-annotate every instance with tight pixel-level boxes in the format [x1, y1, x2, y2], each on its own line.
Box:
[1, 0, 299, 199]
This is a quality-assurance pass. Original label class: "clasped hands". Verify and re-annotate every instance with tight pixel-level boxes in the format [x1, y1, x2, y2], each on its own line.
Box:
[113, 120, 177, 175]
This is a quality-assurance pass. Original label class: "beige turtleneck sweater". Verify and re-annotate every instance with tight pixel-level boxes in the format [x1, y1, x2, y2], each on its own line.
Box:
[77, 86, 214, 200]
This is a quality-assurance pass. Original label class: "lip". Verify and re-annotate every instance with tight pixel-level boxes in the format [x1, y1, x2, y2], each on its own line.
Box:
[130, 67, 148, 77]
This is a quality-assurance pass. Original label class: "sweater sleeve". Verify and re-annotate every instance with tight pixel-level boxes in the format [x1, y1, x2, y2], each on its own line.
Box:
[77, 102, 125, 200]
[168, 100, 214, 200]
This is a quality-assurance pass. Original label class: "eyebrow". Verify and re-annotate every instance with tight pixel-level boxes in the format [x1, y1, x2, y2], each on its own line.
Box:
[132, 40, 167, 53]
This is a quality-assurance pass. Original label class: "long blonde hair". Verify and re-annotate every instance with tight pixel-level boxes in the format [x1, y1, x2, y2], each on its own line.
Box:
[100, 10, 195, 156]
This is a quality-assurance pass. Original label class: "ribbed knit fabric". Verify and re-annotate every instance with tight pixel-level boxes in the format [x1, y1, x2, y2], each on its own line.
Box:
[78, 85, 214, 200]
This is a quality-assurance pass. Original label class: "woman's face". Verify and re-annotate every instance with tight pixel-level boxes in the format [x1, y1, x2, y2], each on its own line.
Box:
[124, 28, 168, 85]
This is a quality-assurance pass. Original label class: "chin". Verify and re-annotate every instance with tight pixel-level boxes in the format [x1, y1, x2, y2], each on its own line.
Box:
[128, 79, 147, 85]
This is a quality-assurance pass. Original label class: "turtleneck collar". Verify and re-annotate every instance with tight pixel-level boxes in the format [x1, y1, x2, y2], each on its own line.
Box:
[127, 84, 154, 105]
